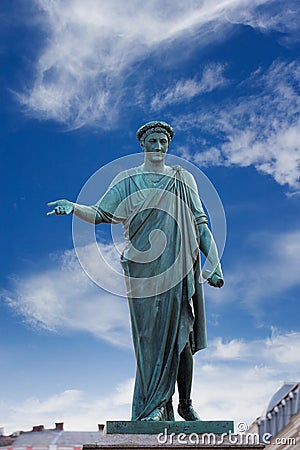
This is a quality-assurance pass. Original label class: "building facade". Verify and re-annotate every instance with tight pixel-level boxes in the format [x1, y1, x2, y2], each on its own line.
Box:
[249, 382, 300, 449]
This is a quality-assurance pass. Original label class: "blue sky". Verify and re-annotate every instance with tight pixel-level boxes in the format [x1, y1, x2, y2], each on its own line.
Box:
[1, 0, 300, 435]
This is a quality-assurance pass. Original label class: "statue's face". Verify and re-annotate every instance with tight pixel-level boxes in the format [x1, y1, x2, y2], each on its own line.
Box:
[142, 132, 169, 162]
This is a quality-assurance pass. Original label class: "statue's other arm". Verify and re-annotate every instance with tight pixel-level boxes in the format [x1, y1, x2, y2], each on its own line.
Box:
[198, 223, 224, 288]
[181, 169, 224, 288]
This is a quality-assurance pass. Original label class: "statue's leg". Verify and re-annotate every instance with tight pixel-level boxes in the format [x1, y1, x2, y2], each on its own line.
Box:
[177, 342, 201, 421]
[166, 398, 175, 421]
[177, 341, 193, 399]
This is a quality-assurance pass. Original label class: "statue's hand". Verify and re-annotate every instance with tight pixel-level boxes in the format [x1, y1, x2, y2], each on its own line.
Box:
[47, 199, 74, 216]
[207, 274, 224, 288]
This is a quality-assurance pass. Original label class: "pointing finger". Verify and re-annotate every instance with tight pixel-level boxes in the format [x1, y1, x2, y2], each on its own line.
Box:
[47, 210, 57, 216]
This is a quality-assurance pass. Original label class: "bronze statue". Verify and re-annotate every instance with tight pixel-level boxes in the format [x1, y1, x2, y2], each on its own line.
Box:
[48, 121, 224, 421]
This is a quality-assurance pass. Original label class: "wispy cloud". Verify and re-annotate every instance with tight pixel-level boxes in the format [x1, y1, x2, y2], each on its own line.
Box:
[15, 0, 300, 128]
[234, 0, 300, 46]
[12, 390, 84, 416]
[3, 379, 134, 434]
[193, 330, 300, 425]
[1, 244, 131, 348]
[2, 330, 299, 433]
[176, 60, 300, 190]
[151, 64, 227, 110]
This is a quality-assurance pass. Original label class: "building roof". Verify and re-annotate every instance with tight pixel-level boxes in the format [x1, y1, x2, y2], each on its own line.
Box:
[258, 381, 300, 439]
[262, 382, 298, 417]
[0, 437, 13, 447]
[12, 430, 103, 447]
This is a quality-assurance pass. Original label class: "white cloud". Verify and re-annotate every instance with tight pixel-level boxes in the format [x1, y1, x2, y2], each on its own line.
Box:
[176, 60, 300, 190]
[3, 380, 134, 434]
[234, 0, 300, 45]
[2, 330, 299, 434]
[1, 244, 131, 348]
[13, 390, 84, 415]
[210, 337, 250, 360]
[16, 0, 300, 127]
[151, 64, 227, 110]
[206, 331, 300, 368]
[193, 330, 300, 425]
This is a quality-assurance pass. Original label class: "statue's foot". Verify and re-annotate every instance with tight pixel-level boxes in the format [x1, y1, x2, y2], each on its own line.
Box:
[141, 406, 165, 421]
[178, 399, 201, 421]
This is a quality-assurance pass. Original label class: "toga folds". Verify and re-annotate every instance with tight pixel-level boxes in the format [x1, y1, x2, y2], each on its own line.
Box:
[94, 165, 208, 420]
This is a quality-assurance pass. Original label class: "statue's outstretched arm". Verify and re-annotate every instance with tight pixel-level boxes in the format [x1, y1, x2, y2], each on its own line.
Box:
[47, 199, 102, 224]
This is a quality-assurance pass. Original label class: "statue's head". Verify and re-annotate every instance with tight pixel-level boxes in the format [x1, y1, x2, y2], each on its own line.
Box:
[136, 121, 174, 148]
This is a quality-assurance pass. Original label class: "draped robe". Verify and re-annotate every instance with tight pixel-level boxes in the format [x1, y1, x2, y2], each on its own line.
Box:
[95, 165, 208, 420]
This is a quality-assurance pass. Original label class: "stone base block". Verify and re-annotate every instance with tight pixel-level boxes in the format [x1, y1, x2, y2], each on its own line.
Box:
[83, 432, 264, 449]
[82, 421, 265, 449]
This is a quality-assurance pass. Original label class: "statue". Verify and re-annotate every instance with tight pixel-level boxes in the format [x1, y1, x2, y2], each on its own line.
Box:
[47, 121, 224, 422]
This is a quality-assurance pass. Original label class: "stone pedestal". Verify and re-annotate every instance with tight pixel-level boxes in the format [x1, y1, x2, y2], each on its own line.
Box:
[82, 421, 265, 449]
[84, 435, 264, 449]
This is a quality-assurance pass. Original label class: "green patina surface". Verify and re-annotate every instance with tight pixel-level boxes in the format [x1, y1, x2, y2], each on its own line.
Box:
[48, 121, 225, 423]
[105, 420, 234, 435]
